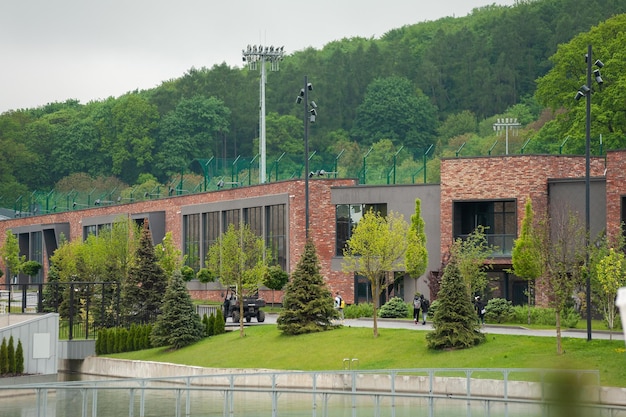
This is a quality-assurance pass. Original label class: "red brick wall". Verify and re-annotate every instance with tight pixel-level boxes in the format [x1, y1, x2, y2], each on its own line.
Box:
[0, 178, 357, 302]
[606, 150, 626, 241]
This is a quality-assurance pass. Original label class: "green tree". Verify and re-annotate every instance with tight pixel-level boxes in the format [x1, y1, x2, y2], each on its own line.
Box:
[342, 209, 409, 337]
[123, 221, 168, 324]
[540, 208, 586, 355]
[0, 338, 7, 374]
[15, 340, 24, 374]
[351, 76, 438, 151]
[595, 248, 626, 339]
[406, 198, 428, 281]
[21, 260, 42, 284]
[151, 269, 204, 349]
[511, 198, 544, 324]
[1, 230, 24, 282]
[7, 335, 14, 374]
[264, 265, 289, 308]
[451, 225, 493, 298]
[205, 223, 269, 337]
[277, 240, 337, 335]
[155, 232, 184, 279]
[426, 260, 485, 350]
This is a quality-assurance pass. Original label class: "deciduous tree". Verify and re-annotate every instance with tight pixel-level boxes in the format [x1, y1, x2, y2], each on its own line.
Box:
[342, 209, 408, 337]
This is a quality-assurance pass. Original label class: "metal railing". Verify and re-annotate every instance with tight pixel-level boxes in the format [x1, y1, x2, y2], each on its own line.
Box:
[1, 368, 623, 417]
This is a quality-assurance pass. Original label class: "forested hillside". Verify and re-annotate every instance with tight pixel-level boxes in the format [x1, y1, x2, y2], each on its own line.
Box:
[1, 0, 625, 209]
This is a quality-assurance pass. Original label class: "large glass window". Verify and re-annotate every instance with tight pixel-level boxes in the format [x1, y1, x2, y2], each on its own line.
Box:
[453, 200, 517, 256]
[335, 203, 387, 256]
[222, 209, 240, 230]
[202, 211, 220, 265]
[183, 213, 201, 270]
[30, 231, 43, 284]
[244, 206, 263, 237]
[266, 204, 286, 269]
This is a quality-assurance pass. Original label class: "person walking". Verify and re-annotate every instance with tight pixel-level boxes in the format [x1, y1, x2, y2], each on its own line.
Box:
[413, 294, 422, 324]
[334, 291, 344, 321]
[475, 296, 486, 326]
[420, 294, 429, 325]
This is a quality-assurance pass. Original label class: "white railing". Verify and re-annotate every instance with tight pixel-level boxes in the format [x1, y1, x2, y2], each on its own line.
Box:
[1, 368, 624, 417]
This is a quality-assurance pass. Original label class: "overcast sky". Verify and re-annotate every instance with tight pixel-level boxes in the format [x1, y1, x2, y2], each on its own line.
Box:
[0, 0, 517, 113]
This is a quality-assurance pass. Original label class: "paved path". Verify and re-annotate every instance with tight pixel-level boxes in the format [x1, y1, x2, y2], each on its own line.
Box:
[259, 314, 625, 342]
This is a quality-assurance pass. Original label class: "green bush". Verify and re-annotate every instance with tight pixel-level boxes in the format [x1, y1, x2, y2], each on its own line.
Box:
[7, 335, 15, 374]
[484, 298, 514, 323]
[509, 305, 580, 328]
[15, 340, 24, 374]
[0, 338, 7, 374]
[344, 302, 374, 319]
[378, 297, 409, 318]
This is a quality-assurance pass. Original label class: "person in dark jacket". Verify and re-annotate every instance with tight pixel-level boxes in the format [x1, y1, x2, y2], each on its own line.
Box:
[474, 296, 486, 325]
[420, 294, 429, 325]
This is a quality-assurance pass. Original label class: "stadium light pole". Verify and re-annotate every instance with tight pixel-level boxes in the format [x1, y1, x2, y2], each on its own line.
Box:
[574, 44, 604, 342]
[242, 45, 284, 184]
[492, 118, 521, 155]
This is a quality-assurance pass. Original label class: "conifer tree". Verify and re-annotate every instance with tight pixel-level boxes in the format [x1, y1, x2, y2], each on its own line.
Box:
[15, 340, 24, 374]
[123, 220, 168, 324]
[151, 269, 204, 349]
[213, 309, 225, 335]
[277, 240, 337, 335]
[0, 337, 7, 374]
[7, 335, 15, 374]
[406, 198, 428, 281]
[426, 260, 485, 350]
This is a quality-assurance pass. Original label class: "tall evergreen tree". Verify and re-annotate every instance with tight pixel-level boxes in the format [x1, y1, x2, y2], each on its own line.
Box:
[0, 338, 7, 374]
[123, 220, 167, 324]
[426, 260, 485, 350]
[406, 198, 428, 281]
[151, 269, 204, 349]
[277, 240, 337, 335]
[7, 335, 15, 374]
[15, 340, 24, 374]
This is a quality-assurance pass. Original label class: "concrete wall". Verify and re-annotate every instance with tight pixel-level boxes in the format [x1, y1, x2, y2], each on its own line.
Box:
[73, 357, 626, 406]
[0, 313, 59, 375]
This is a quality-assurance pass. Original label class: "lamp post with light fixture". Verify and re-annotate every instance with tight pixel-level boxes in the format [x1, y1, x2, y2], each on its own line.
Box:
[492, 118, 521, 155]
[242, 44, 285, 184]
[574, 44, 604, 342]
[296, 77, 317, 238]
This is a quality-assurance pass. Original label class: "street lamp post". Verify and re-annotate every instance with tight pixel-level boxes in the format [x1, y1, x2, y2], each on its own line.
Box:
[242, 45, 284, 184]
[296, 77, 317, 238]
[575, 44, 604, 342]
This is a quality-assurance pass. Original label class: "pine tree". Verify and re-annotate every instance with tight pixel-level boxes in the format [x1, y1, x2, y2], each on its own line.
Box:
[426, 260, 485, 350]
[277, 240, 337, 335]
[123, 220, 168, 324]
[150, 269, 204, 349]
[0, 337, 7, 374]
[15, 340, 24, 374]
[7, 335, 15, 374]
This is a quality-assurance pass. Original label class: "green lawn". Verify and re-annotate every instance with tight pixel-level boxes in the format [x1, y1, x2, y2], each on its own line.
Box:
[108, 324, 626, 388]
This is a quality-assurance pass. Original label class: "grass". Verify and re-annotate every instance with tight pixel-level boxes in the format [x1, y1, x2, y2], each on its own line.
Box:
[108, 324, 626, 388]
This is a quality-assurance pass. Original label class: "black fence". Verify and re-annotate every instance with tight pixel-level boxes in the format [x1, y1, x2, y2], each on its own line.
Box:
[0, 281, 128, 340]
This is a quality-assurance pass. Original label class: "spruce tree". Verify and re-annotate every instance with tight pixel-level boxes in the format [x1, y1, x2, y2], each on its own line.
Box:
[0, 337, 7, 374]
[426, 260, 485, 350]
[15, 340, 24, 374]
[123, 220, 168, 324]
[213, 309, 225, 335]
[277, 240, 337, 335]
[7, 335, 15, 374]
[150, 269, 204, 349]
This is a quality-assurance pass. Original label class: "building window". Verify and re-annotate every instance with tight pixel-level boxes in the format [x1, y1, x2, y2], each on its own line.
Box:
[266, 204, 286, 270]
[335, 204, 387, 256]
[202, 211, 220, 265]
[183, 213, 201, 270]
[222, 209, 240, 230]
[244, 206, 263, 237]
[30, 231, 43, 284]
[453, 200, 517, 256]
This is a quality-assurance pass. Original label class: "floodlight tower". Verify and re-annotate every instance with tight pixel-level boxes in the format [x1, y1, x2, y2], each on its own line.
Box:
[242, 44, 285, 183]
[493, 118, 521, 155]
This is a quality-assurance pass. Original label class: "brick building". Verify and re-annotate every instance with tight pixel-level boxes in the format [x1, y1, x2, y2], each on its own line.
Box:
[2, 150, 626, 307]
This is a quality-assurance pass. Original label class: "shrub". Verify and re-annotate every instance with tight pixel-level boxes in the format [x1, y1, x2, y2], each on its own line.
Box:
[378, 297, 410, 318]
[484, 298, 514, 323]
[213, 309, 225, 335]
[562, 307, 580, 328]
[344, 302, 374, 319]
[0, 338, 7, 374]
[7, 335, 15, 374]
[15, 340, 24, 374]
